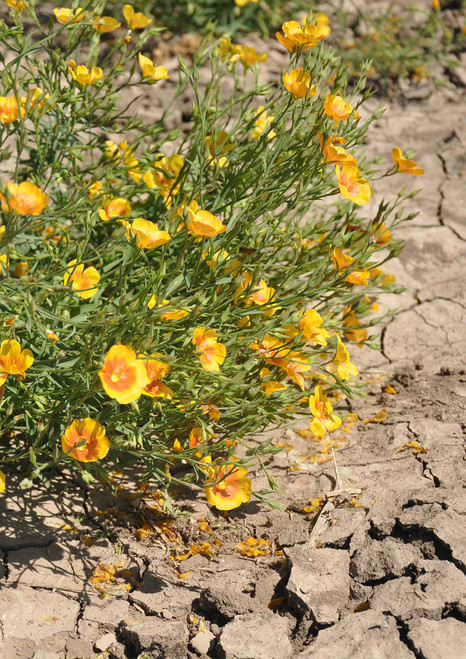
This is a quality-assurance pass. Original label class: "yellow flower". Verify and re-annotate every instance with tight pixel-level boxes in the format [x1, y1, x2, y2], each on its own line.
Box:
[0, 96, 26, 123]
[94, 16, 122, 33]
[276, 18, 330, 52]
[98, 344, 149, 404]
[320, 135, 357, 166]
[148, 296, 189, 321]
[98, 197, 132, 221]
[123, 4, 152, 29]
[298, 309, 329, 346]
[126, 218, 171, 249]
[141, 354, 174, 399]
[392, 147, 424, 175]
[187, 210, 226, 237]
[68, 60, 103, 86]
[324, 94, 358, 121]
[0, 470, 5, 493]
[335, 336, 359, 380]
[335, 164, 372, 205]
[0, 338, 34, 385]
[234, 45, 267, 69]
[0, 181, 48, 216]
[204, 460, 251, 511]
[192, 327, 226, 372]
[5, 0, 24, 11]
[331, 248, 369, 286]
[308, 384, 342, 438]
[143, 154, 184, 193]
[62, 418, 109, 463]
[283, 69, 317, 99]
[138, 53, 169, 82]
[251, 106, 276, 140]
[54, 7, 85, 24]
[234, 0, 258, 6]
[64, 259, 100, 299]
[13, 261, 29, 277]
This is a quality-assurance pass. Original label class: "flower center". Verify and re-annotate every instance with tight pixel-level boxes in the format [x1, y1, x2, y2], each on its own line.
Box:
[110, 371, 121, 383]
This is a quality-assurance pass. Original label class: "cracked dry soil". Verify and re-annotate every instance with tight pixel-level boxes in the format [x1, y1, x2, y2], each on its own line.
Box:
[1, 17, 466, 659]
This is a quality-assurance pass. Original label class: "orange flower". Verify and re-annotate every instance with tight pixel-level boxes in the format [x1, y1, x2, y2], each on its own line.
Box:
[0, 96, 26, 123]
[0, 181, 48, 215]
[392, 147, 424, 175]
[138, 53, 169, 82]
[201, 404, 220, 421]
[67, 60, 103, 86]
[64, 259, 100, 299]
[192, 327, 226, 372]
[0, 338, 34, 385]
[309, 384, 342, 438]
[344, 309, 368, 343]
[204, 460, 251, 511]
[123, 4, 152, 28]
[335, 164, 372, 205]
[189, 426, 213, 450]
[324, 94, 358, 121]
[54, 7, 85, 24]
[276, 18, 330, 52]
[280, 351, 312, 390]
[62, 417, 109, 463]
[98, 197, 132, 221]
[93, 16, 121, 33]
[187, 210, 226, 237]
[141, 354, 174, 399]
[98, 345, 149, 404]
[126, 218, 171, 249]
[283, 69, 317, 99]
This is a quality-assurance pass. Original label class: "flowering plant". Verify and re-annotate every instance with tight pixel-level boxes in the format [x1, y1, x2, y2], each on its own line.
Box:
[0, 2, 421, 510]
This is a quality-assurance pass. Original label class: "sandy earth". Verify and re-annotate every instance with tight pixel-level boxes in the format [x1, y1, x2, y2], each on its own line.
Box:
[1, 7, 466, 659]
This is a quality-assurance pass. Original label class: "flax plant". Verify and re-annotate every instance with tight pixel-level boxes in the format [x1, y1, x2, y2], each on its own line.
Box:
[0, 2, 421, 509]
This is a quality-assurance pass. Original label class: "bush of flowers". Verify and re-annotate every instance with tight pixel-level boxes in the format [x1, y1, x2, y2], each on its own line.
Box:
[0, 2, 422, 510]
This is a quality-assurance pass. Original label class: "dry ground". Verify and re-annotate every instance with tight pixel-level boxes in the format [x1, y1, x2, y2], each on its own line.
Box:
[1, 6, 466, 659]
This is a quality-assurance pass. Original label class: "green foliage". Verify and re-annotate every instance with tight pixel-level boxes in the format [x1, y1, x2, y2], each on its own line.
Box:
[0, 2, 416, 506]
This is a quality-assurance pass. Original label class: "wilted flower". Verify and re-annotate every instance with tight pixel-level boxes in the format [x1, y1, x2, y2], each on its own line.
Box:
[64, 259, 100, 299]
[392, 147, 424, 175]
[283, 69, 317, 99]
[62, 418, 109, 462]
[193, 327, 226, 372]
[0, 338, 34, 385]
[98, 344, 149, 404]
[123, 4, 152, 29]
[138, 53, 169, 82]
[204, 460, 251, 511]
[0, 96, 26, 123]
[0, 181, 48, 216]
[335, 164, 372, 205]
[125, 218, 171, 249]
